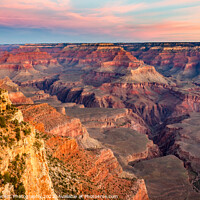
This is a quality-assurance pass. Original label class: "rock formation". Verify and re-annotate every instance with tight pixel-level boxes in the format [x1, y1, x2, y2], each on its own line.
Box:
[19, 103, 149, 199]
[0, 89, 57, 199]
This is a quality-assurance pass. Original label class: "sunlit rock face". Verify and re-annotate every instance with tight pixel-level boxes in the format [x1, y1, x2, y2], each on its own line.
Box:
[0, 90, 57, 199]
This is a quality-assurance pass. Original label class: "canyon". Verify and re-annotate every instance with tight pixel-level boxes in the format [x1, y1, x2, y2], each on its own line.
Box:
[0, 42, 200, 199]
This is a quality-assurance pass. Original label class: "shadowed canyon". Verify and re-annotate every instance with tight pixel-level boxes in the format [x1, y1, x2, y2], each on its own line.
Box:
[0, 42, 200, 199]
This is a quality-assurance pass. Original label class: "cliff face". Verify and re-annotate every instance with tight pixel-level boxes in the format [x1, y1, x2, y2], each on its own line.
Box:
[19, 102, 149, 199]
[0, 77, 34, 105]
[19, 103, 87, 137]
[9, 92, 34, 105]
[0, 52, 57, 69]
[131, 179, 149, 200]
[65, 107, 148, 132]
[39, 79, 180, 127]
[22, 136, 57, 199]
[46, 136, 149, 200]
[175, 92, 200, 113]
[0, 50, 62, 84]
[154, 113, 200, 191]
[131, 45, 200, 78]
[65, 108, 160, 171]
[0, 89, 57, 199]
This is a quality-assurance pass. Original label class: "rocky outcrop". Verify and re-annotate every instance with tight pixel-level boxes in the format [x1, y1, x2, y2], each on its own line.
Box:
[9, 92, 34, 105]
[65, 107, 149, 134]
[65, 108, 160, 170]
[19, 103, 87, 137]
[0, 90, 57, 199]
[0, 77, 19, 93]
[121, 65, 174, 85]
[42, 79, 179, 127]
[131, 45, 200, 78]
[46, 136, 149, 199]
[0, 51, 61, 83]
[175, 93, 200, 113]
[102, 50, 141, 69]
[0, 77, 34, 105]
[96, 82, 180, 126]
[132, 179, 149, 200]
[0, 89, 12, 111]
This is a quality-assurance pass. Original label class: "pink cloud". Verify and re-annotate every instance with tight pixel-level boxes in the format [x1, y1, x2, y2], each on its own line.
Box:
[96, 2, 145, 14]
[0, 0, 71, 12]
[0, 0, 199, 41]
[0, 7, 126, 36]
[124, 21, 200, 41]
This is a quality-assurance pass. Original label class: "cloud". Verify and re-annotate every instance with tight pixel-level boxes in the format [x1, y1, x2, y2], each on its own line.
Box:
[96, 1, 145, 14]
[0, 0, 71, 11]
[123, 20, 200, 41]
[0, 0, 200, 42]
[156, 0, 199, 7]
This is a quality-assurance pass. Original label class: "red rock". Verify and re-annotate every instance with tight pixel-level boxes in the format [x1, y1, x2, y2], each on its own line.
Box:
[0, 51, 58, 71]
[9, 91, 34, 104]
[19, 103, 86, 137]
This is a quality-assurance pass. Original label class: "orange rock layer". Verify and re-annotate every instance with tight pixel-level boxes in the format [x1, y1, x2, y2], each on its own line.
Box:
[46, 136, 149, 199]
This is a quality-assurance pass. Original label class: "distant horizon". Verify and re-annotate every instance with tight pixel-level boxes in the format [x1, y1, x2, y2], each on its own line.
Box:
[1, 41, 200, 45]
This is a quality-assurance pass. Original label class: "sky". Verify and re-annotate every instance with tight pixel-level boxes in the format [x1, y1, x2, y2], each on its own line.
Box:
[0, 0, 200, 44]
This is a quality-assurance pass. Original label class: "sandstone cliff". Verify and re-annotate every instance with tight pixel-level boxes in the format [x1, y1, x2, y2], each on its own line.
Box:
[0, 89, 57, 199]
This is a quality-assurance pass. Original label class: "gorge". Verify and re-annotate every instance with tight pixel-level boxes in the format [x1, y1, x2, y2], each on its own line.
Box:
[0, 42, 200, 199]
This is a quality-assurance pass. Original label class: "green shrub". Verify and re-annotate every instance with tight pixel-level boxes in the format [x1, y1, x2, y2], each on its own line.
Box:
[15, 132, 21, 141]
[12, 119, 19, 126]
[0, 116, 6, 128]
[11, 176, 17, 185]
[15, 154, 20, 161]
[15, 128, 21, 141]
[6, 104, 11, 110]
[15, 182, 25, 195]
[9, 138, 15, 146]
[33, 140, 42, 151]
[21, 121, 27, 125]
[3, 135, 9, 143]
[23, 128, 31, 136]
[35, 131, 40, 139]
[22, 153, 27, 157]
[14, 127, 20, 133]
[11, 160, 17, 170]
[3, 172, 11, 184]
